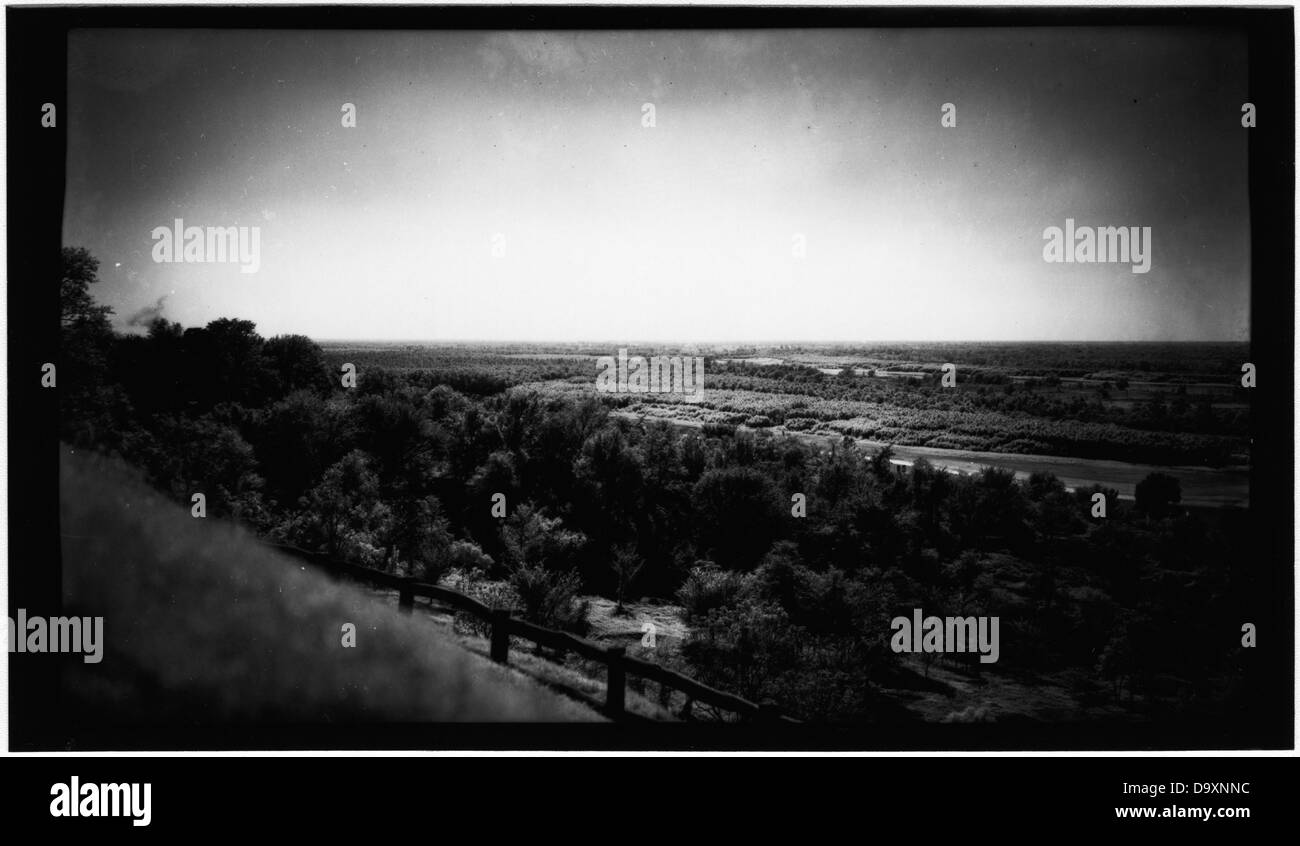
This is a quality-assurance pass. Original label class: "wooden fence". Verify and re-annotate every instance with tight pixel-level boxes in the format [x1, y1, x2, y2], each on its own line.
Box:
[267, 542, 798, 724]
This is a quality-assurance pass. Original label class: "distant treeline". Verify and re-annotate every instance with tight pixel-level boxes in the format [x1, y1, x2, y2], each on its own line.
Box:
[318, 343, 1250, 466]
[717, 341, 1252, 379]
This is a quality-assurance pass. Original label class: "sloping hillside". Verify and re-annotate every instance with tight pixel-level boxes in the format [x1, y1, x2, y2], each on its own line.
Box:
[58, 446, 600, 724]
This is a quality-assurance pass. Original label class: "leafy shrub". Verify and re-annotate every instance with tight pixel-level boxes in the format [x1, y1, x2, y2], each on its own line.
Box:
[676, 563, 749, 623]
[446, 540, 494, 574]
[682, 593, 892, 722]
[445, 567, 520, 638]
[681, 599, 798, 704]
[508, 565, 591, 635]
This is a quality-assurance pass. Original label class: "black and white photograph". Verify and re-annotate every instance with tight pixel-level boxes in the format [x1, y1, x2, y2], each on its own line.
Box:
[3, 2, 1293, 779]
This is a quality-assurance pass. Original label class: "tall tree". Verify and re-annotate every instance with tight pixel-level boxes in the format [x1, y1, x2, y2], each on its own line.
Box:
[59, 247, 121, 442]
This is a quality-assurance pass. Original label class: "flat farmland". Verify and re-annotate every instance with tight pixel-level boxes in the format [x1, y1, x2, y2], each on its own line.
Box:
[323, 340, 1252, 507]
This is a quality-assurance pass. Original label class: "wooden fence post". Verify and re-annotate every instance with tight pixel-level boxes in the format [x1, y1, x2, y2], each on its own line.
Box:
[490, 608, 512, 665]
[605, 646, 626, 718]
[398, 581, 414, 614]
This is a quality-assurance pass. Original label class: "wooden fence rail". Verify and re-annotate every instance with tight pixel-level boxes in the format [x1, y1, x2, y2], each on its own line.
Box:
[267, 542, 798, 724]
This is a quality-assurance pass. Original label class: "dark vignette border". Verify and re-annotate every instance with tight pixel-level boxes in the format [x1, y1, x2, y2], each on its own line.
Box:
[6, 4, 1293, 752]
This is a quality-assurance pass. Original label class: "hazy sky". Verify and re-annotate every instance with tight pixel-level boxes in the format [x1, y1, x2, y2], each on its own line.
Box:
[64, 27, 1250, 342]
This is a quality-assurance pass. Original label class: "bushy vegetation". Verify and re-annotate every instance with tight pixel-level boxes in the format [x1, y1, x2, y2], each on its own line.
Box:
[59, 247, 1261, 724]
